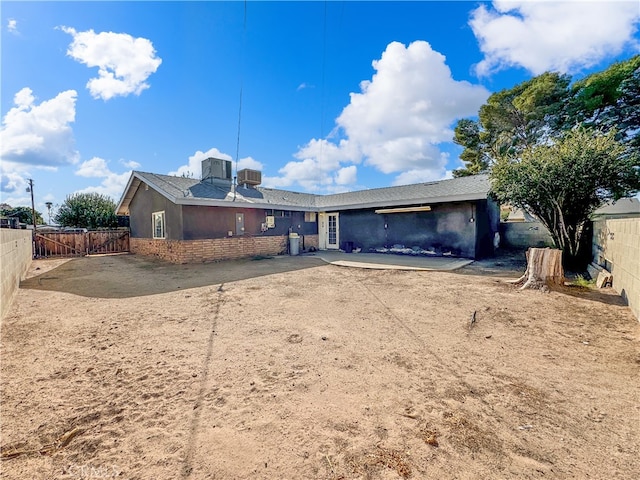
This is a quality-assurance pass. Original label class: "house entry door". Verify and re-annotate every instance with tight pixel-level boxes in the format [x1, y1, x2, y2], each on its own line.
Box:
[236, 213, 245, 235]
[327, 213, 339, 249]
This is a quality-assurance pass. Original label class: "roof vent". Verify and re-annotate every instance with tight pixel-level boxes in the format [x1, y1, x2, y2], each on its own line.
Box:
[202, 157, 232, 185]
[237, 168, 261, 187]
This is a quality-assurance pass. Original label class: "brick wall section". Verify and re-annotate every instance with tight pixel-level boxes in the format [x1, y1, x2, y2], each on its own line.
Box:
[131, 235, 292, 264]
[592, 218, 640, 321]
[302, 234, 319, 250]
[1, 229, 32, 319]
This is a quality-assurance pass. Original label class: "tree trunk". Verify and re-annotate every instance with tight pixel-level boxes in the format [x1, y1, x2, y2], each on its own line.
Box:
[513, 247, 565, 290]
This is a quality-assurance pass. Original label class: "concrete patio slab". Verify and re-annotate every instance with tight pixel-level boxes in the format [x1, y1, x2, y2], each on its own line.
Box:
[307, 251, 474, 271]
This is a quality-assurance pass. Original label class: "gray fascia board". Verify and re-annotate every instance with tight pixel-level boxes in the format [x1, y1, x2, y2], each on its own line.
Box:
[115, 174, 138, 215]
[319, 192, 487, 211]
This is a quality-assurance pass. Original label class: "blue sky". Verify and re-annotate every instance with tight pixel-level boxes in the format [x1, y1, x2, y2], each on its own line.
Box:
[1, 1, 639, 220]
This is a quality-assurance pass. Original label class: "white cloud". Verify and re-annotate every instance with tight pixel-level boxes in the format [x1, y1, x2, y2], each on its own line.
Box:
[0, 169, 28, 195]
[391, 153, 450, 186]
[120, 159, 141, 169]
[61, 26, 162, 101]
[73, 157, 132, 201]
[262, 138, 360, 191]
[76, 157, 110, 177]
[340, 41, 489, 170]
[470, 1, 640, 76]
[265, 158, 332, 191]
[334, 165, 357, 185]
[7, 19, 18, 34]
[237, 156, 264, 171]
[75, 171, 132, 201]
[273, 41, 489, 191]
[0, 88, 79, 194]
[297, 82, 314, 91]
[168, 147, 233, 178]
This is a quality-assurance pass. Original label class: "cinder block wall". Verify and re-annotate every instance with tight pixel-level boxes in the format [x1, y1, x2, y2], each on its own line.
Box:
[592, 218, 640, 320]
[130, 235, 292, 264]
[500, 222, 554, 249]
[1, 229, 32, 318]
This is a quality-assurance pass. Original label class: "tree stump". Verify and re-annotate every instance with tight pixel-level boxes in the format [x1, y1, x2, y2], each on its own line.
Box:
[513, 247, 564, 290]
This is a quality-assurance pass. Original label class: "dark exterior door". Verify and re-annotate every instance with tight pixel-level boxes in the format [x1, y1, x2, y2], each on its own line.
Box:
[235, 213, 245, 236]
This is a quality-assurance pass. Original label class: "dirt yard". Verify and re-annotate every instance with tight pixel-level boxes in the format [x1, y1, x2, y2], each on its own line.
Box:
[1, 253, 639, 479]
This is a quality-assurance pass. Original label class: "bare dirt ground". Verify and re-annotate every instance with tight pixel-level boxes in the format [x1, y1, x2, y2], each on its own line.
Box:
[1, 252, 639, 479]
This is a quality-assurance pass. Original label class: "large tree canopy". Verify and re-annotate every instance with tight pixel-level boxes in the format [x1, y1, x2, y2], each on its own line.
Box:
[491, 128, 640, 266]
[55, 192, 118, 229]
[453, 71, 571, 176]
[561, 56, 640, 144]
[453, 55, 640, 177]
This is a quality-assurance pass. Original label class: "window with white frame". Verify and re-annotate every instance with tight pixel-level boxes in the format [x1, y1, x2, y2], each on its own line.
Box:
[152, 211, 165, 239]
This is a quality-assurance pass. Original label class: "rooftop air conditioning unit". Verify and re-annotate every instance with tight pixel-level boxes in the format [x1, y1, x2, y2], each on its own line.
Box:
[202, 157, 232, 182]
[237, 168, 262, 187]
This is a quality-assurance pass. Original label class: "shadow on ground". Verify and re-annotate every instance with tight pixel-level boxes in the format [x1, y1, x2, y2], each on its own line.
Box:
[21, 254, 326, 299]
[560, 284, 630, 307]
[456, 249, 527, 277]
[21, 249, 628, 309]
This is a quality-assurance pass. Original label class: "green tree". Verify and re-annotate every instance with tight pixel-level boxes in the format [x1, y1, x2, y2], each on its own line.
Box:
[561, 55, 640, 145]
[0, 205, 43, 225]
[452, 119, 489, 177]
[615, 67, 640, 147]
[453, 72, 570, 177]
[490, 128, 640, 267]
[54, 193, 118, 229]
[453, 58, 640, 177]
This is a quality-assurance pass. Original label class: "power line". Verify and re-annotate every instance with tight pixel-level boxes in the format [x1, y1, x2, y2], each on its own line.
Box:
[235, 0, 247, 179]
[320, 0, 328, 140]
[318, 0, 328, 166]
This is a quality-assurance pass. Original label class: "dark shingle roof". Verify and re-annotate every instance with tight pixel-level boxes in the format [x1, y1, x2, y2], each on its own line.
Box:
[117, 171, 490, 215]
[593, 197, 640, 217]
[317, 174, 490, 210]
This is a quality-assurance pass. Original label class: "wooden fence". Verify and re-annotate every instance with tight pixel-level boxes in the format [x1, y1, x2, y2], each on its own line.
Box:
[34, 230, 130, 258]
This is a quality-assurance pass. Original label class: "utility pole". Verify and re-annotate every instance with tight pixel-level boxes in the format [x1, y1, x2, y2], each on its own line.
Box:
[27, 178, 36, 230]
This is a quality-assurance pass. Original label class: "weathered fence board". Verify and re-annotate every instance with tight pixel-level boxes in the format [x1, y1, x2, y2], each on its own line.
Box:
[34, 230, 129, 258]
[87, 230, 130, 255]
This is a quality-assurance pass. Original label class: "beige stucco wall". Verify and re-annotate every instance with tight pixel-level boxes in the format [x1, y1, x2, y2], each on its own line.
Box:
[1, 229, 32, 319]
[592, 218, 640, 320]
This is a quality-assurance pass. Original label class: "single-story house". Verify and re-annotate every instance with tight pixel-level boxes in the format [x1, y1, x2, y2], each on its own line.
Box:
[116, 157, 499, 263]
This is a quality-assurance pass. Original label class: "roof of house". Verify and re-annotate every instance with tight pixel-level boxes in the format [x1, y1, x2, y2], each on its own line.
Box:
[592, 197, 640, 217]
[116, 171, 491, 215]
[505, 198, 640, 223]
